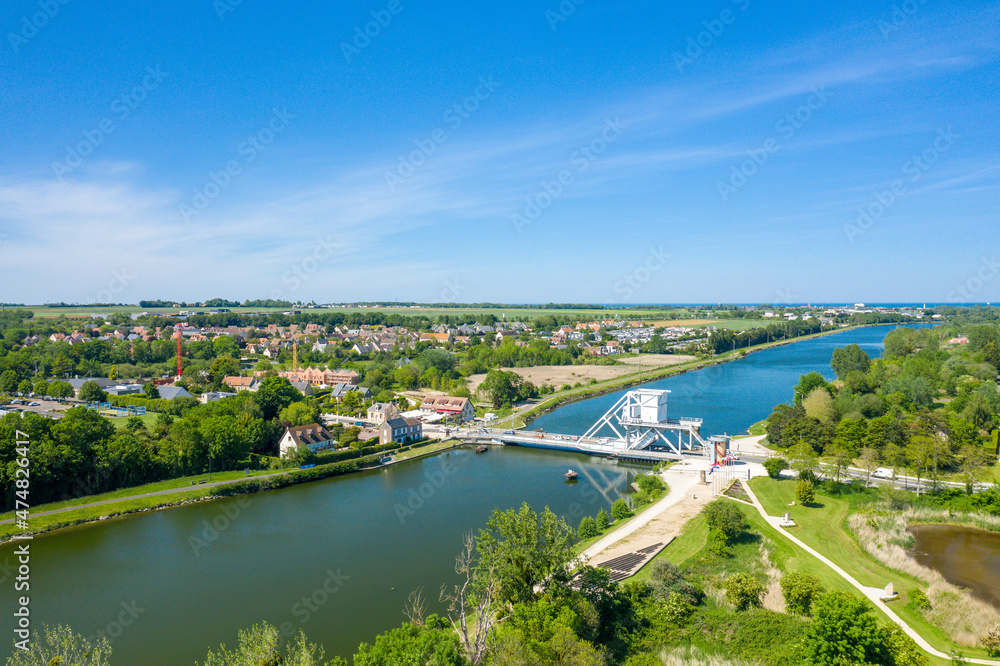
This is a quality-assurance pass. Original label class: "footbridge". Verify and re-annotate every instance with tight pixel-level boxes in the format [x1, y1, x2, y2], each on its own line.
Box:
[457, 389, 730, 463]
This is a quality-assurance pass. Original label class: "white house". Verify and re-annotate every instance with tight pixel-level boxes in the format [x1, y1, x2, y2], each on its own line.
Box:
[278, 424, 337, 457]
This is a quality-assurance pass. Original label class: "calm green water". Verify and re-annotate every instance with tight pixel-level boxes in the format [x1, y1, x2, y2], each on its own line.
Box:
[0, 324, 916, 663]
[908, 524, 1000, 607]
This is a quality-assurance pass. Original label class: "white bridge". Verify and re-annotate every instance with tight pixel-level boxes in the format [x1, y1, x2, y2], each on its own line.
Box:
[460, 389, 730, 463]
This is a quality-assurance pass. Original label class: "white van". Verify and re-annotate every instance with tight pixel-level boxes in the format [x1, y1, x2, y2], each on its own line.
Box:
[873, 467, 894, 479]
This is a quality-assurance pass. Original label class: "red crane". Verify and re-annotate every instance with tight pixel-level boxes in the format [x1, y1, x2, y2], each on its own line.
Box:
[175, 323, 183, 380]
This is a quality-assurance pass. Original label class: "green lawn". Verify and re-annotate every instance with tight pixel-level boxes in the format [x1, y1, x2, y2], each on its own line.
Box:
[106, 412, 160, 429]
[749, 477, 992, 662]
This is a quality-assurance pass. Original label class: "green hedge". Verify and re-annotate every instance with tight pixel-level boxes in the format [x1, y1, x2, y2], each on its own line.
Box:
[312, 442, 400, 466]
[207, 455, 386, 497]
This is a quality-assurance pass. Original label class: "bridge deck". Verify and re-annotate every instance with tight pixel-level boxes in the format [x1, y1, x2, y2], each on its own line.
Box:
[456, 430, 705, 462]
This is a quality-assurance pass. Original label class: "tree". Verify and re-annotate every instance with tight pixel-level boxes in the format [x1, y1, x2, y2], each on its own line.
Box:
[6, 624, 112, 666]
[803, 592, 890, 665]
[831, 343, 872, 379]
[958, 444, 990, 495]
[209, 357, 241, 387]
[794, 372, 833, 404]
[578, 515, 597, 538]
[17, 379, 33, 395]
[0, 369, 18, 392]
[254, 375, 303, 420]
[725, 573, 764, 611]
[142, 382, 160, 399]
[211, 335, 239, 359]
[796, 480, 816, 505]
[822, 443, 852, 482]
[595, 508, 608, 531]
[279, 401, 319, 427]
[479, 369, 523, 408]
[33, 378, 50, 396]
[48, 380, 74, 399]
[201, 622, 341, 666]
[353, 622, 465, 666]
[780, 572, 824, 615]
[611, 498, 631, 521]
[788, 440, 820, 478]
[78, 380, 107, 403]
[802, 386, 835, 423]
[703, 499, 748, 547]
[763, 457, 787, 479]
[858, 446, 881, 488]
[474, 502, 576, 606]
[440, 534, 503, 666]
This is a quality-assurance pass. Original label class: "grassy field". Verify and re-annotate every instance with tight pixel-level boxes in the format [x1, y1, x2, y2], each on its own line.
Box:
[749, 477, 992, 662]
[629, 493, 956, 665]
[106, 412, 160, 429]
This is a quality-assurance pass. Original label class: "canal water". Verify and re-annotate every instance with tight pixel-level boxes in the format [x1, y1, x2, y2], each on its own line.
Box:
[908, 524, 1000, 607]
[0, 324, 912, 663]
[527, 324, 898, 437]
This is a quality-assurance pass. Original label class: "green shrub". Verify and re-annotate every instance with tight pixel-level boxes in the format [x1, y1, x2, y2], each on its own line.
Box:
[663, 591, 693, 623]
[780, 572, 824, 615]
[725, 573, 764, 611]
[611, 499, 631, 521]
[909, 587, 931, 611]
[704, 499, 748, 548]
[763, 457, 787, 479]
[595, 508, 609, 531]
[982, 624, 1000, 656]
[578, 515, 598, 539]
[795, 480, 816, 505]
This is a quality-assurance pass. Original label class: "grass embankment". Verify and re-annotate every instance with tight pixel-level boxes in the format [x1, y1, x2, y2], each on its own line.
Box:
[748, 477, 994, 662]
[571, 476, 670, 556]
[0, 440, 460, 542]
[629, 491, 956, 665]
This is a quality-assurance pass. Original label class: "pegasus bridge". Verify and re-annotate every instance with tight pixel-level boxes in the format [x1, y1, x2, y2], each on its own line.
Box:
[459, 389, 731, 463]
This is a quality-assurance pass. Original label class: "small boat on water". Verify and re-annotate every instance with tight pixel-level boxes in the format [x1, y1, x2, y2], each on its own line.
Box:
[564, 469, 578, 479]
[475, 445, 488, 453]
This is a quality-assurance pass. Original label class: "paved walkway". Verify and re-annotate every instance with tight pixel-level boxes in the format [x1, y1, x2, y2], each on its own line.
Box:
[578, 461, 714, 569]
[740, 480, 1000, 665]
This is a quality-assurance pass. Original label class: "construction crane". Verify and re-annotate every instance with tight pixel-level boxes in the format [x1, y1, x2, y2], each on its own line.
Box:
[175, 323, 184, 380]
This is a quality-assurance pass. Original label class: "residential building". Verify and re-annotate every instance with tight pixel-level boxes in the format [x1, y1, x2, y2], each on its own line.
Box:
[367, 402, 399, 424]
[379, 416, 422, 445]
[278, 423, 337, 457]
[420, 395, 475, 422]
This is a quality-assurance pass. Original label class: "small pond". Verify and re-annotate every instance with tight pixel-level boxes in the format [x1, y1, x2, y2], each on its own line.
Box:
[908, 523, 1000, 607]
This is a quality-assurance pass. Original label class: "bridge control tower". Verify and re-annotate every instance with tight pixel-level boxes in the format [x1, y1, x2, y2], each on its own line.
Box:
[581, 388, 728, 460]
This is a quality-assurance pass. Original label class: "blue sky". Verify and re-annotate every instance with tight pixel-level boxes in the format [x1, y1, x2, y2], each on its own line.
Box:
[1, 0, 997, 305]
